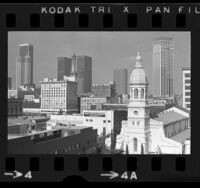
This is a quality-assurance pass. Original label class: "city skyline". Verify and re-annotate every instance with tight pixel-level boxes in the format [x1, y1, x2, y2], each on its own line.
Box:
[152, 37, 174, 97]
[16, 44, 33, 89]
[8, 32, 190, 95]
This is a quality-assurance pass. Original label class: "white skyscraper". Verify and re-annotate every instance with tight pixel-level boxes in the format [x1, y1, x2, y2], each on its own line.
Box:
[16, 44, 33, 89]
[152, 38, 174, 97]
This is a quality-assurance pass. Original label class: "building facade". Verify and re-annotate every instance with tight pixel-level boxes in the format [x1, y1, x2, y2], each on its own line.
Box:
[16, 44, 33, 89]
[40, 78, 78, 113]
[113, 68, 128, 95]
[182, 67, 191, 110]
[115, 53, 190, 154]
[80, 97, 107, 112]
[8, 89, 18, 98]
[8, 126, 97, 154]
[152, 38, 174, 97]
[63, 53, 92, 95]
[57, 57, 72, 81]
[76, 55, 92, 93]
[92, 82, 116, 98]
[8, 98, 23, 117]
[8, 77, 12, 89]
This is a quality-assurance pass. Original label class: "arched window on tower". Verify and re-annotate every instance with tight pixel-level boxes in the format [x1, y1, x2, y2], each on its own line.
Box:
[141, 88, 145, 98]
[134, 89, 138, 99]
[134, 138, 138, 152]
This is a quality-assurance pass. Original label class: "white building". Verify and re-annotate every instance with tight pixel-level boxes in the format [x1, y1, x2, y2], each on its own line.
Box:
[8, 89, 18, 98]
[47, 110, 116, 137]
[40, 78, 78, 113]
[64, 75, 84, 95]
[182, 67, 191, 111]
[115, 52, 190, 154]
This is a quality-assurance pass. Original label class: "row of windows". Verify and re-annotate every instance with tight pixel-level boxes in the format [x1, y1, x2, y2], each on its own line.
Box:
[132, 121, 140, 126]
[185, 98, 190, 102]
[52, 143, 81, 154]
[133, 88, 145, 99]
[185, 86, 191, 90]
[185, 79, 190, 84]
[186, 104, 191, 108]
[85, 119, 111, 123]
[82, 99, 106, 102]
[87, 137, 96, 144]
[185, 92, 190, 96]
[184, 73, 191, 78]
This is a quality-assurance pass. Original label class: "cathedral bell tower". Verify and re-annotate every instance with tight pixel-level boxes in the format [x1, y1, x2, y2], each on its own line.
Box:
[127, 52, 151, 154]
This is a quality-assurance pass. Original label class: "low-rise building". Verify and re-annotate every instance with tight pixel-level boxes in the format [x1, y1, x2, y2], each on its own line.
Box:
[8, 125, 97, 154]
[8, 89, 18, 98]
[8, 98, 23, 117]
[92, 82, 116, 98]
[80, 97, 107, 112]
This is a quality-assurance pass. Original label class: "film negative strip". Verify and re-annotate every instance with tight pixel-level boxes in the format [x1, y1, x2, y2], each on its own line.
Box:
[0, 1, 199, 182]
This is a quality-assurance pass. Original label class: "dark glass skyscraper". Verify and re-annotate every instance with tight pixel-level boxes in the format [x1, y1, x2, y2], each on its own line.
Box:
[152, 38, 174, 97]
[8, 77, 12, 89]
[113, 68, 128, 95]
[57, 57, 72, 81]
[76, 55, 92, 93]
[16, 44, 33, 89]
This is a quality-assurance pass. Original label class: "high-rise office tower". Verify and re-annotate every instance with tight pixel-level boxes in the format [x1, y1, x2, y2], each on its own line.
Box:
[65, 53, 92, 94]
[152, 38, 174, 97]
[57, 57, 72, 81]
[8, 77, 12, 89]
[76, 55, 92, 94]
[113, 68, 128, 95]
[16, 44, 33, 89]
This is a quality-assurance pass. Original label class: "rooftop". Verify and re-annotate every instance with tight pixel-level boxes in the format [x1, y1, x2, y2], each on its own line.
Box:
[182, 67, 191, 71]
[170, 128, 191, 143]
[154, 111, 188, 125]
[8, 118, 32, 126]
[54, 125, 90, 130]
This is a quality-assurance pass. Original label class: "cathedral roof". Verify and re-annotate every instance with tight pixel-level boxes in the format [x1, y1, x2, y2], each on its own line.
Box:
[170, 128, 190, 143]
[154, 111, 188, 126]
[130, 52, 148, 85]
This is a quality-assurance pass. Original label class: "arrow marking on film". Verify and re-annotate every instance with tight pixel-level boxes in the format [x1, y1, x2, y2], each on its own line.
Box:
[4, 172, 14, 176]
[13, 170, 23, 179]
[100, 171, 119, 179]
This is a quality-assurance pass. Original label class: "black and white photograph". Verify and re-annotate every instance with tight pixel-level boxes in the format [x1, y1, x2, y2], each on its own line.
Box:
[7, 31, 191, 155]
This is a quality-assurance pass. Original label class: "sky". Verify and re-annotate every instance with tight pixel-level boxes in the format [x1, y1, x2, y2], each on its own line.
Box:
[8, 31, 190, 95]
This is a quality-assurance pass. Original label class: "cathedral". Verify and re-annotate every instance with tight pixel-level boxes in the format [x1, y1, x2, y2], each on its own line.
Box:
[114, 52, 190, 154]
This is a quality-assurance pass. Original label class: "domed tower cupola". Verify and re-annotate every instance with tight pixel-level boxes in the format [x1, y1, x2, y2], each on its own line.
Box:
[129, 52, 148, 101]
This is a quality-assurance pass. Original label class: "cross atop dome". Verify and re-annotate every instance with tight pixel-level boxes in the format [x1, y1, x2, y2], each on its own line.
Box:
[135, 52, 143, 68]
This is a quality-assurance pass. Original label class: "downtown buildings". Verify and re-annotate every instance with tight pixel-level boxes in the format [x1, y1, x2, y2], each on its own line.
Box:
[152, 38, 174, 97]
[113, 68, 128, 96]
[8, 77, 12, 89]
[92, 82, 116, 98]
[115, 52, 190, 154]
[57, 57, 72, 81]
[16, 44, 34, 89]
[40, 78, 78, 113]
[182, 67, 191, 111]
[57, 53, 92, 95]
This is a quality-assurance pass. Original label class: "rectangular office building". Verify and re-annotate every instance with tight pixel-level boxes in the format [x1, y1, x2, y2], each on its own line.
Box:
[40, 78, 78, 113]
[182, 67, 191, 111]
